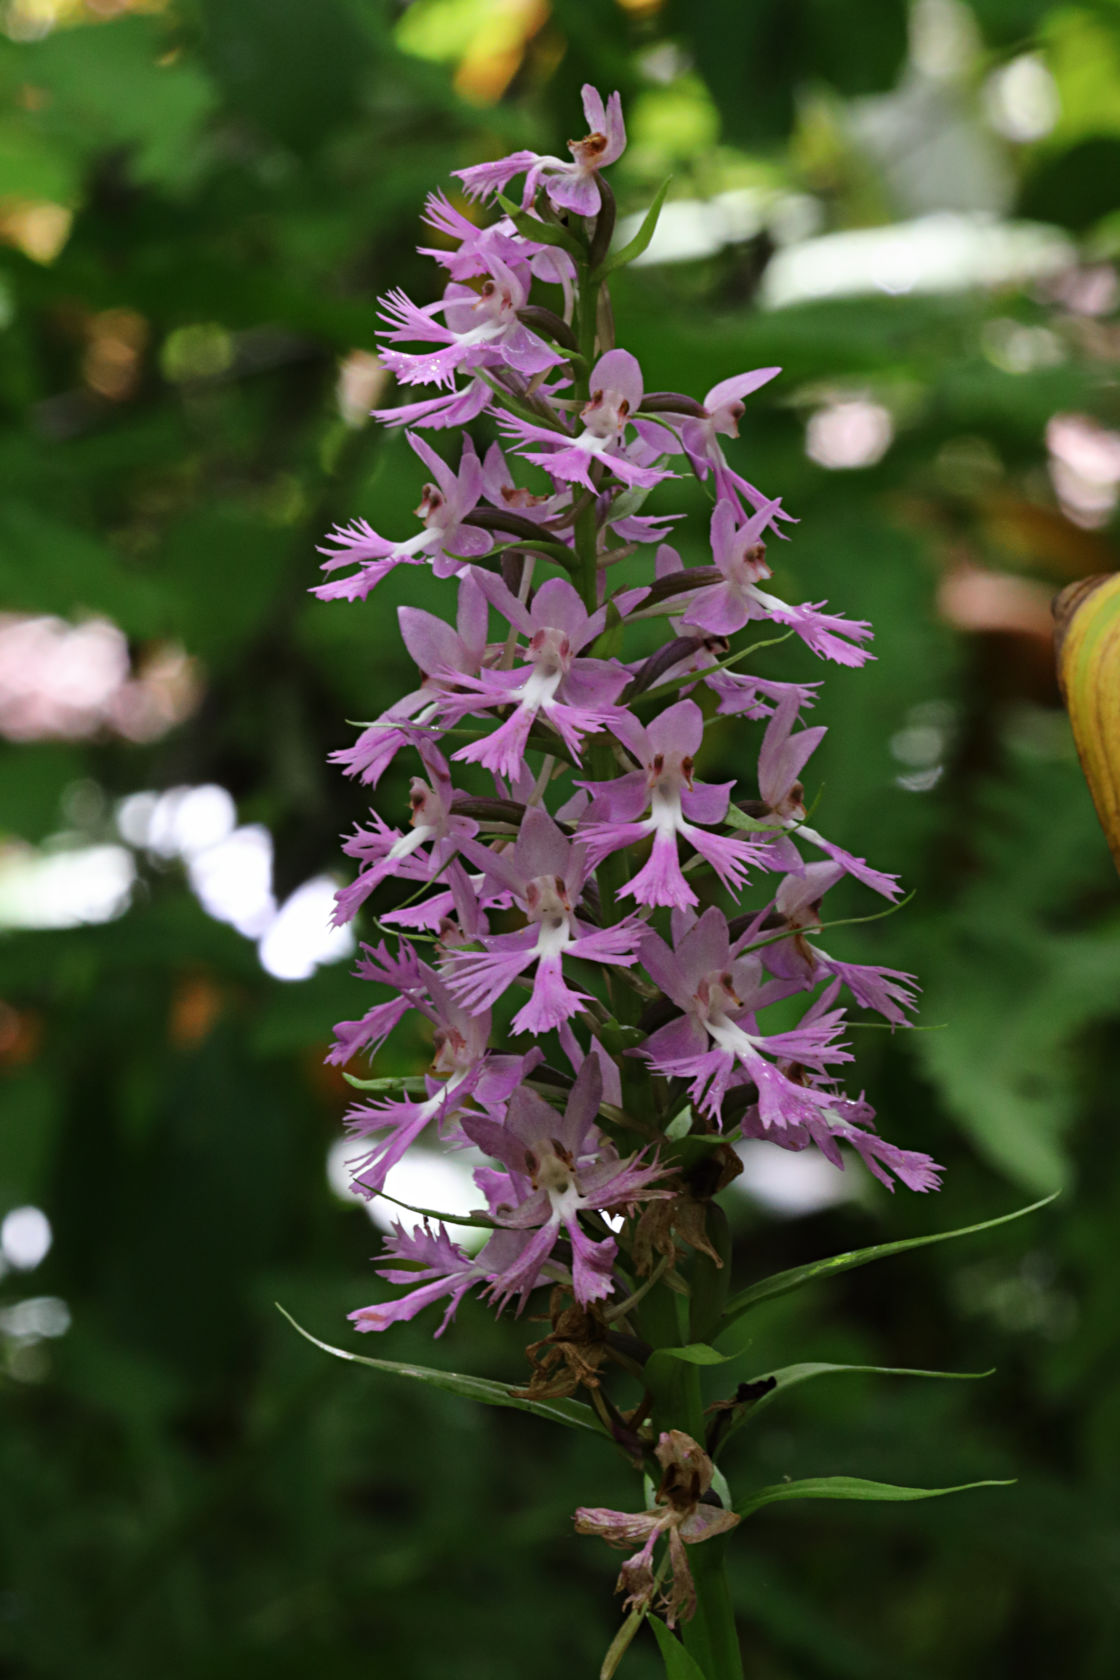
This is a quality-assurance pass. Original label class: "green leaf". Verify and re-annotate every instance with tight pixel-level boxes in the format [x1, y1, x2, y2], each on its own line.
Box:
[647, 1343, 728, 1380]
[737, 1475, 1013, 1519]
[714, 1363, 992, 1452]
[1018, 138, 1120, 233]
[496, 194, 587, 257]
[723, 806, 786, 835]
[276, 1306, 606, 1435]
[650, 1617, 711, 1680]
[747, 1360, 989, 1405]
[591, 598, 625, 659]
[595, 176, 673, 278]
[342, 1073, 431, 1093]
[720, 1194, 1057, 1333]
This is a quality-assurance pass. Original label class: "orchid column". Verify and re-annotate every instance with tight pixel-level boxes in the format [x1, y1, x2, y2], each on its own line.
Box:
[291, 85, 1023, 1680]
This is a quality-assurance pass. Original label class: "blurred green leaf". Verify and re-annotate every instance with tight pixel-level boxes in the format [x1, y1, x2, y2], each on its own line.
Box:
[737, 1475, 1014, 1518]
[671, 0, 908, 144]
[18, 17, 217, 190]
[199, 0, 371, 152]
[597, 176, 673, 278]
[719, 1195, 1058, 1331]
[1018, 137, 1120, 230]
[650, 1618, 711, 1679]
[0, 744, 84, 843]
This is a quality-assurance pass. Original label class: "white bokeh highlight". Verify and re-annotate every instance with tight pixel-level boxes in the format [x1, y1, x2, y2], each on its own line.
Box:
[1, 1205, 52, 1271]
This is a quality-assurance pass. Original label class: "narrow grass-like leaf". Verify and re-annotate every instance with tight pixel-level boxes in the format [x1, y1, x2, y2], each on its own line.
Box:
[737, 1475, 1013, 1519]
[647, 1342, 727, 1373]
[713, 1362, 992, 1452]
[497, 193, 586, 257]
[723, 807, 786, 835]
[650, 1617, 711, 1679]
[342, 1073, 429, 1093]
[595, 176, 672, 278]
[276, 1306, 605, 1435]
[720, 1193, 1057, 1333]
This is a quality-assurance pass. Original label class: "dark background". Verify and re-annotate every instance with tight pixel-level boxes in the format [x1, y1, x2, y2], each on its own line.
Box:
[2, 1, 1119, 1675]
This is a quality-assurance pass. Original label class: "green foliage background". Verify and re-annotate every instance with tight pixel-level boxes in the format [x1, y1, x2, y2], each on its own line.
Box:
[1, 1, 1118, 1675]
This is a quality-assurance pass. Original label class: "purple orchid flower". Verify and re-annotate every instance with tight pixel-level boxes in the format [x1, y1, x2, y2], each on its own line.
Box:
[737, 1075, 942, 1192]
[350, 1222, 540, 1337]
[637, 907, 852, 1128]
[706, 668, 821, 720]
[313, 433, 491, 603]
[754, 862, 919, 1024]
[435, 573, 644, 777]
[758, 695, 901, 899]
[343, 962, 537, 1197]
[480, 441, 568, 526]
[330, 572, 490, 788]
[461, 1057, 666, 1309]
[331, 751, 477, 928]
[419, 190, 577, 311]
[317, 81, 943, 1385]
[372, 373, 493, 432]
[660, 367, 796, 531]
[578, 699, 776, 908]
[500, 350, 676, 493]
[678, 499, 874, 666]
[377, 255, 564, 390]
[455, 84, 626, 218]
[444, 807, 643, 1036]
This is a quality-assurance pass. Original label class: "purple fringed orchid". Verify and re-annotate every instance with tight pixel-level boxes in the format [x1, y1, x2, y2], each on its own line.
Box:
[313, 433, 491, 602]
[757, 695, 902, 899]
[579, 699, 776, 908]
[656, 366, 797, 532]
[455, 84, 626, 218]
[378, 257, 565, 390]
[436, 574, 644, 776]
[463, 1057, 665, 1308]
[372, 373, 493, 432]
[445, 807, 643, 1035]
[638, 908, 853, 1129]
[329, 572, 491, 789]
[310, 85, 956, 1660]
[758, 862, 920, 1025]
[501, 349, 676, 493]
[680, 498, 874, 666]
[331, 751, 477, 927]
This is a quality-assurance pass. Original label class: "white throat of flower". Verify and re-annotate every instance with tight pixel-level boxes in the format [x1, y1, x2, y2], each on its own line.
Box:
[525, 873, 575, 958]
[514, 627, 573, 718]
[640, 750, 695, 839]
[695, 974, 763, 1062]
[531, 1140, 587, 1224]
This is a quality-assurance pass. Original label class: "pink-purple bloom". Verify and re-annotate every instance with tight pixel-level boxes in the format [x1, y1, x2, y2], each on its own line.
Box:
[315, 81, 936, 1366]
[455, 84, 626, 217]
[501, 348, 676, 493]
[309, 86, 951, 1651]
[313, 434, 491, 602]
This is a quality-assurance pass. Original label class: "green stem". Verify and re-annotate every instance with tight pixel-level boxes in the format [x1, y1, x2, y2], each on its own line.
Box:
[573, 255, 602, 612]
[684, 1541, 744, 1680]
[639, 1279, 743, 1679]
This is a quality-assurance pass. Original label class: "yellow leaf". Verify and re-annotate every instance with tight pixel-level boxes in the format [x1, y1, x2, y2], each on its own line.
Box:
[1054, 572, 1120, 874]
